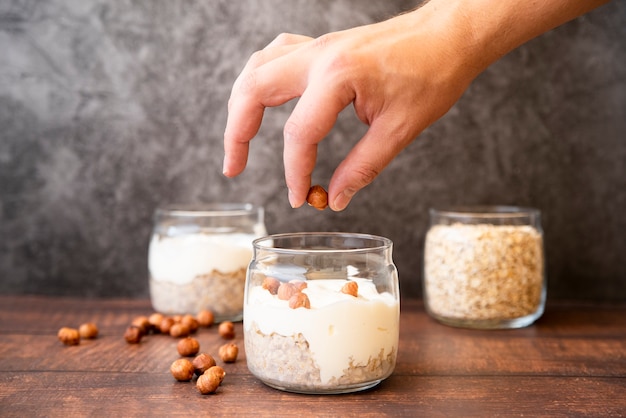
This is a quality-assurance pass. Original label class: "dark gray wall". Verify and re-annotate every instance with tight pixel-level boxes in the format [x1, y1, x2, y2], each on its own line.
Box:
[1, 1, 624, 301]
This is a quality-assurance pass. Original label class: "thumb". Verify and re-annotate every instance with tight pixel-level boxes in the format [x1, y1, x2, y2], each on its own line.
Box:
[328, 117, 416, 211]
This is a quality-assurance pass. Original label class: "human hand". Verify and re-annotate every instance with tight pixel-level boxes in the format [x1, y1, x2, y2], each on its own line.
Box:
[223, 4, 480, 211]
[223, 0, 608, 211]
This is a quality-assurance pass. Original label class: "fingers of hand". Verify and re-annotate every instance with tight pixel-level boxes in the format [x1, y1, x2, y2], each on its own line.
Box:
[265, 32, 313, 49]
[224, 36, 313, 177]
[231, 32, 313, 104]
[232, 33, 312, 90]
[328, 117, 417, 211]
[282, 82, 353, 208]
[223, 93, 264, 177]
[284, 141, 317, 208]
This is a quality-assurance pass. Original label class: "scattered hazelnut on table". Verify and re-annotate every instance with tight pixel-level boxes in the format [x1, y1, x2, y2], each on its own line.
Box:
[341, 281, 359, 297]
[131, 316, 151, 334]
[306, 185, 328, 210]
[192, 353, 217, 376]
[169, 323, 191, 338]
[288, 292, 311, 309]
[218, 342, 239, 363]
[124, 325, 144, 344]
[262, 276, 280, 295]
[57, 327, 80, 346]
[177, 337, 200, 357]
[78, 323, 99, 339]
[159, 317, 175, 334]
[196, 371, 221, 394]
[148, 313, 164, 333]
[218, 321, 235, 339]
[196, 310, 215, 328]
[206, 366, 226, 384]
[181, 315, 199, 334]
[170, 358, 195, 382]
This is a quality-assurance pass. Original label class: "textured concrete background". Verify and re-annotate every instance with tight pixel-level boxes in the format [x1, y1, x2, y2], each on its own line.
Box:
[1, 1, 625, 301]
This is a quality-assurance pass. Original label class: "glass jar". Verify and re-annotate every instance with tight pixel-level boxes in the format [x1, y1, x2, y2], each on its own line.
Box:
[244, 232, 400, 394]
[148, 203, 266, 321]
[423, 206, 546, 329]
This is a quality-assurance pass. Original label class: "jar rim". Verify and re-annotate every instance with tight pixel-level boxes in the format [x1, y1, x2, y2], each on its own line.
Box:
[155, 203, 262, 218]
[430, 205, 540, 219]
[253, 232, 392, 254]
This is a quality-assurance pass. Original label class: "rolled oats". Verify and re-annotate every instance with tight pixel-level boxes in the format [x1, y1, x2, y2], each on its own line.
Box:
[245, 323, 396, 392]
[150, 267, 247, 320]
[424, 223, 545, 326]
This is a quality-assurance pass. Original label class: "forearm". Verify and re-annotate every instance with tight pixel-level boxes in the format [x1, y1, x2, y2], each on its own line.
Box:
[412, 0, 611, 77]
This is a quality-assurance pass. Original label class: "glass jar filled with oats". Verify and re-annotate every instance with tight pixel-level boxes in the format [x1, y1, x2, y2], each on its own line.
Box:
[148, 203, 266, 321]
[423, 206, 546, 329]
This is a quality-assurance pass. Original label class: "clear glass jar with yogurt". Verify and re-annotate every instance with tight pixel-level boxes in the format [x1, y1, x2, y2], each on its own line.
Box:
[244, 232, 400, 394]
[148, 203, 266, 321]
[423, 206, 546, 329]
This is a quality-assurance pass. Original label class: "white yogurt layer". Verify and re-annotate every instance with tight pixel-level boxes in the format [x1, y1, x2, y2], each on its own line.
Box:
[244, 279, 399, 384]
[149, 233, 254, 285]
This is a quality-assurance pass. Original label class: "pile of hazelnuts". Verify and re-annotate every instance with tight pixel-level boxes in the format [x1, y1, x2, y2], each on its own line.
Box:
[122, 310, 221, 343]
[57, 310, 239, 395]
[123, 310, 239, 395]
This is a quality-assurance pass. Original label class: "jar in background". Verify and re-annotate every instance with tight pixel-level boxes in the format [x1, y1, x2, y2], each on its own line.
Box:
[423, 206, 546, 329]
[148, 203, 266, 321]
[244, 232, 400, 394]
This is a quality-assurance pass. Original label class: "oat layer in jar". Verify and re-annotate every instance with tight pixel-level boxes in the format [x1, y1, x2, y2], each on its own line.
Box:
[148, 203, 266, 321]
[423, 206, 546, 329]
[244, 232, 400, 394]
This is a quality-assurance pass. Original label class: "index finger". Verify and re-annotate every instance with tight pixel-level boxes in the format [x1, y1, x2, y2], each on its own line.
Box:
[222, 89, 265, 177]
[223, 36, 312, 178]
[282, 80, 355, 208]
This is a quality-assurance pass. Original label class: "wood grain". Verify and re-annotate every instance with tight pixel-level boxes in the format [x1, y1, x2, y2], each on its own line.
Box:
[1, 296, 625, 417]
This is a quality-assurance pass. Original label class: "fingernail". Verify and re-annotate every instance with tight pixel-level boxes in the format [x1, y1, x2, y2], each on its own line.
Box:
[333, 189, 355, 211]
[288, 189, 297, 208]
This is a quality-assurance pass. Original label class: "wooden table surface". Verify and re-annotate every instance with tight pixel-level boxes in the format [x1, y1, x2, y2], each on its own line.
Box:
[0, 295, 625, 417]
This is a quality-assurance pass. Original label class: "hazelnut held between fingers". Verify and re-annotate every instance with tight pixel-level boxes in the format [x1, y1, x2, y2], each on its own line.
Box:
[306, 185, 328, 210]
